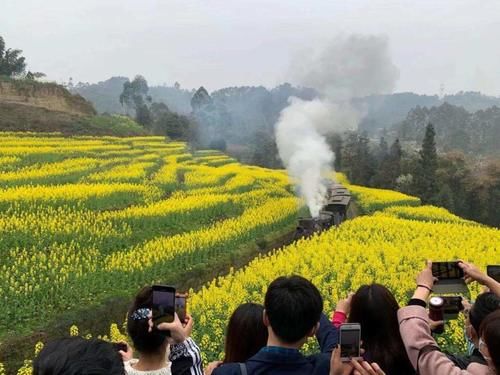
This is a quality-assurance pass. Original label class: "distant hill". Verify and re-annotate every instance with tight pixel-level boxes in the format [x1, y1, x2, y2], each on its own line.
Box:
[72, 77, 195, 115]
[71, 76, 129, 114]
[70, 75, 500, 156]
[355, 91, 500, 136]
[0, 77, 146, 136]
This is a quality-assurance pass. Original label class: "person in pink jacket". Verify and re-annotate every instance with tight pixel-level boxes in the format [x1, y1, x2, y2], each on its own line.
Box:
[398, 261, 500, 375]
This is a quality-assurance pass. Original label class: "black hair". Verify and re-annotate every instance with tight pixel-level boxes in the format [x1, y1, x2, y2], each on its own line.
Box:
[224, 303, 268, 363]
[33, 337, 124, 375]
[127, 286, 167, 354]
[469, 292, 500, 334]
[479, 309, 500, 374]
[264, 275, 323, 344]
[348, 284, 415, 375]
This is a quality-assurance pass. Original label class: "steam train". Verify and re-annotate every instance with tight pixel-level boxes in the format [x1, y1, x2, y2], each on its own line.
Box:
[294, 182, 351, 239]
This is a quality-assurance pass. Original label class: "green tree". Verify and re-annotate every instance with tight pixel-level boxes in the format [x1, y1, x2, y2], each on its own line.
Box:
[342, 132, 375, 186]
[150, 102, 191, 139]
[119, 75, 152, 127]
[0, 36, 27, 77]
[373, 138, 402, 188]
[377, 136, 389, 164]
[251, 129, 281, 168]
[25, 71, 46, 81]
[414, 123, 439, 204]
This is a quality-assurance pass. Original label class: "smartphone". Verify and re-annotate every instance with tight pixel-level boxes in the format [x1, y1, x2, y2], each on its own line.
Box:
[175, 293, 188, 323]
[112, 342, 127, 352]
[340, 323, 361, 362]
[432, 262, 464, 280]
[441, 296, 464, 315]
[152, 285, 176, 326]
[487, 265, 500, 283]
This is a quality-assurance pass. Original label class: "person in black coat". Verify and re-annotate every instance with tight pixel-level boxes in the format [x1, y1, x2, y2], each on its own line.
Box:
[209, 275, 338, 375]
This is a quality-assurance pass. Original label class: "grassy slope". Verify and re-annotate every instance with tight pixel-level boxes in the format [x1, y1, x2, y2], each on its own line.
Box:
[0, 102, 147, 136]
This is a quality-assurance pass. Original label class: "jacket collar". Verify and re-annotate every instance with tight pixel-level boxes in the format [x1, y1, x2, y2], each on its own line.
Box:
[248, 347, 308, 365]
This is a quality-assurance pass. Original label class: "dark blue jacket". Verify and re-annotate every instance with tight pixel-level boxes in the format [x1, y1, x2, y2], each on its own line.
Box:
[212, 314, 338, 375]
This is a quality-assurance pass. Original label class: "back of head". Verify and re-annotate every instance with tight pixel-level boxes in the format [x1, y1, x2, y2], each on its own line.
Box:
[348, 284, 414, 374]
[127, 286, 167, 354]
[479, 309, 500, 374]
[33, 337, 124, 375]
[470, 292, 500, 334]
[224, 303, 268, 363]
[264, 275, 323, 344]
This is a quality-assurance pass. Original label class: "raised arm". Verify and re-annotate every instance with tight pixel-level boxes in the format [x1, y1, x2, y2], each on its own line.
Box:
[152, 314, 203, 375]
[317, 313, 339, 353]
[398, 261, 473, 375]
[459, 261, 500, 297]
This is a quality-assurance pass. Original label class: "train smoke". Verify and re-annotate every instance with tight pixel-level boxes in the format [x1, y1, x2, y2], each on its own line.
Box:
[275, 34, 399, 217]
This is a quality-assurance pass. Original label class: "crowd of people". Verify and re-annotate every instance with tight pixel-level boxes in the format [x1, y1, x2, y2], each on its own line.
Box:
[33, 261, 500, 375]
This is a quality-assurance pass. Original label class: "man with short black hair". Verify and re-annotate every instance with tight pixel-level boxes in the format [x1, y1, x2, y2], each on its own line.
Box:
[212, 275, 338, 375]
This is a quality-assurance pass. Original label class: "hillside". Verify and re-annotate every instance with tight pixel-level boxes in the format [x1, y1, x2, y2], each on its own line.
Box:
[0, 77, 146, 136]
[0, 78, 95, 115]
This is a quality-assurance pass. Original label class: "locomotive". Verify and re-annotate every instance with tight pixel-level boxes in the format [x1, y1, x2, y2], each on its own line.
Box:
[294, 182, 351, 239]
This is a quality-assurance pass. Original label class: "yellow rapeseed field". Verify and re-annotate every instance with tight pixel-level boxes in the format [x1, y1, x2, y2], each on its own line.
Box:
[0, 132, 498, 374]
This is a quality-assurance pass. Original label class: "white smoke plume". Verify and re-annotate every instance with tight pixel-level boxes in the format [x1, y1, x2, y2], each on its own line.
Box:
[275, 34, 399, 217]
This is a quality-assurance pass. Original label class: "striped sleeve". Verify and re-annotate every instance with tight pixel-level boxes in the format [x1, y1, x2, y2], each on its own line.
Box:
[169, 338, 203, 375]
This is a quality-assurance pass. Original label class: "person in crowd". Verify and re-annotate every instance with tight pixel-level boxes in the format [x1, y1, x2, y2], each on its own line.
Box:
[205, 303, 268, 374]
[447, 292, 500, 368]
[332, 284, 415, 374]
[33, 337, 125, 375]
[444, 260, 500, 369]
[398, 261, 500, 375]
[223, 303, 268, 363]
[126, 286, 203, 375]
[207, 275, 338, 375]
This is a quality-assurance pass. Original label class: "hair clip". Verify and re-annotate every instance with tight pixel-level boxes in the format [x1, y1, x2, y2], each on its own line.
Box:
[131, 308, 151, 321]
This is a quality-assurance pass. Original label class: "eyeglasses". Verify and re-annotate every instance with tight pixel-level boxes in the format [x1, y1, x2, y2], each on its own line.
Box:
[478, 338, 491, 361]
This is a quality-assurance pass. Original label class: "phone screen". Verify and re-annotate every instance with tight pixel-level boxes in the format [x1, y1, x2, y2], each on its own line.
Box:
[175, 294, 187, 323]
[340, 325, 361, 359]
[152, 285, 175, 325]
[487, 265, 500, 282]
[442, 296, 463, 314]
[432, 262, 464, 280]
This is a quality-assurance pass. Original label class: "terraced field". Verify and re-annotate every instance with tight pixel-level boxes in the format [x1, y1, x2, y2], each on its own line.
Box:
[1, 132, 498, 374]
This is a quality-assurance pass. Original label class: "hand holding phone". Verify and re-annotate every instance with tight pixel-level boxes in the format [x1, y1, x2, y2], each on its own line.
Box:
[148, 311, 194, 344]
[152, 285, 176, 327]
[340, 323, 361, 362]
[175, 293, 188, 323]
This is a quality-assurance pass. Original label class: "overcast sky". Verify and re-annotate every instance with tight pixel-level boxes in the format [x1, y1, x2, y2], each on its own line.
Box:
[2, 0, 499, 95]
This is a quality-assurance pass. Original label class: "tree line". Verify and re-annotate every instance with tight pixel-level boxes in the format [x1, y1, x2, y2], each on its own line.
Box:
[331, 124, 499, 227]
